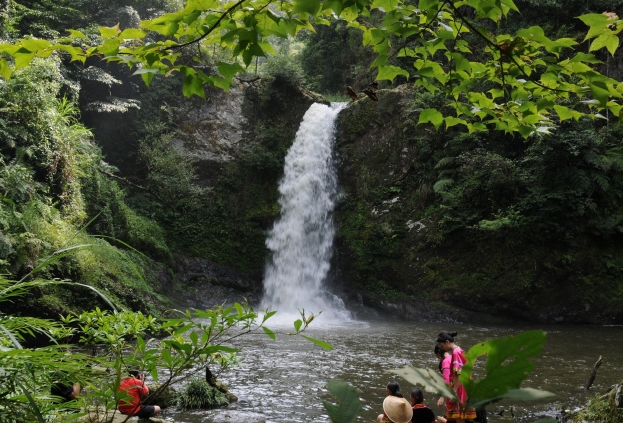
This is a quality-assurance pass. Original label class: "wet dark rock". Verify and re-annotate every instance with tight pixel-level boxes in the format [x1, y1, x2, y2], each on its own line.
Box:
[171, 255, 263, 310]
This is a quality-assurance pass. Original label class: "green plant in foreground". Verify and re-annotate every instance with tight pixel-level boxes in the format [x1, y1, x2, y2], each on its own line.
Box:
[63, 304, 332, 420]
[323, 379, 364, 423]
[0, 237, 333, 422]
[0, 256, 115, 422]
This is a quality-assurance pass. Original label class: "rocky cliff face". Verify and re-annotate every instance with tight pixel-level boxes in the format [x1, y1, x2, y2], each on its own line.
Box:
[172, 86, 248, 162]
[167, 78, 327, 308]
[172, 78, 326, 183]
[333, 85, 456, 321]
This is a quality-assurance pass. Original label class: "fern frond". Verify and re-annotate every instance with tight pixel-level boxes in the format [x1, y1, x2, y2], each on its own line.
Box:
[433, 178, 454, 193]
[434, 157, 456, 170]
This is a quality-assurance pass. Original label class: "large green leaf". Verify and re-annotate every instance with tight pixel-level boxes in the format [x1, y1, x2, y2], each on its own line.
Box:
[182, 74, 206, 99]
[119, 28, 147, 39]
[99, 26, 119, 39]
[218, 61, 244, 82]
[20, 39, 50, 52]
[589, 81, 611, 106]
[389, 366, 457, 399]
[293, 0, 322, 15]
[578, 13, 610, 40]
[322, 379, 364, 423]
[461, 330, 547, 406]
[418, 108, 443, 129]
[262, 326, 276, 340]
[376, 64, 409, 81]
[590, 31, 619, 56]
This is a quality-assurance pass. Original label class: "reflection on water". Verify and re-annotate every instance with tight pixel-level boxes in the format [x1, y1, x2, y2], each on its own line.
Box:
[163, 319, 623, 422]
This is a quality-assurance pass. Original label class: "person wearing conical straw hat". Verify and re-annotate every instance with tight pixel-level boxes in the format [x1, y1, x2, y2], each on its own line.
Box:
[377, 381, 413, 423]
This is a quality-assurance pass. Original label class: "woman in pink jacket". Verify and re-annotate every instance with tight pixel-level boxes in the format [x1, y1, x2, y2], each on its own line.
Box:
[435, 332, 476, 423]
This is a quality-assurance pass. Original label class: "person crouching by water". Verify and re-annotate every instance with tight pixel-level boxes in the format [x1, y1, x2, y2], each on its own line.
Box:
[410, 387, 435, 423]
[51, 374, 81, 403]
[118, 370, 162, 419]
[436, 332, 476, 423]
[377, 381, 413, 423]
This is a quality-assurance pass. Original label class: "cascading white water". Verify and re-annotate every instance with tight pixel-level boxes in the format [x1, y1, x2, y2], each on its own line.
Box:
[261, 102, 350, 322]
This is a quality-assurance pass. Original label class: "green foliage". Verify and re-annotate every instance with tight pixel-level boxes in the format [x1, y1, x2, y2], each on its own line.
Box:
[239, 127, 290, 175]
[2, 0, 623, 135]
[0, 271, 115, 422]
[176, 377, 229, 410]
[0, 57, 91, 216]
[298, 22, 375, 94]
[260, 52, 306, 87]
[138, 133, 206, 212]
[0, 260, 327, 422]
[0, 55, 171, 314]
[461, 331, 551, 408]
[323, 379, 364, 423]
[571, 387, 623, 422]
[62, 303, 326, 417]
[425, 122, 623, 247]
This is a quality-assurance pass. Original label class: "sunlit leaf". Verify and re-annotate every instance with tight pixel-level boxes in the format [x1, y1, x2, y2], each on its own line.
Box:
[20, 39, 50, 52]
[262, 310, 277, 322]
[376, 64, 409, 81]
[589, 81, 611, 106]
[99, 25, 120, 39]
[119, 28, 147, 39]
[590, 31, 619, 56]
[554, 105, 583, 121]
[578, 13, 610, 40]
[418, 108, 443, 129]
[262, 326, 276, 340]
[0, 58, 11, 80]
[67, 29, 86, 39]
[301, 335, 333, 350]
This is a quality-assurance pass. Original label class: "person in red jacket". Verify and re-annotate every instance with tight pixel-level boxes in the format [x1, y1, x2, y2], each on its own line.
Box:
[118, 370, 161, 418]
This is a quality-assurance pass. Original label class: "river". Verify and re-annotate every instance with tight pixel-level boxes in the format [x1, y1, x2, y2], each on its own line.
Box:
[162, 317, 623, 423]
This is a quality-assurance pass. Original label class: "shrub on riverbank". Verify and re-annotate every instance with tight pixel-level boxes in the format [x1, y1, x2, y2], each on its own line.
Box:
[568, 385, 623, 422]
[176, 378, 229, 410]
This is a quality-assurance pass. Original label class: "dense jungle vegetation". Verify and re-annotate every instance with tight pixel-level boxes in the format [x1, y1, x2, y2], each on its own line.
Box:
[3, 0, 623, 421]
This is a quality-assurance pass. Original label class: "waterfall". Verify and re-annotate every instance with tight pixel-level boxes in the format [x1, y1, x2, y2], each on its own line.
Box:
[261, 102, 350, 322]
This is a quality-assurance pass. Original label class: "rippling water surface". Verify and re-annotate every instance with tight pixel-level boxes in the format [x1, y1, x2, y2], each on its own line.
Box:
[161, 317, 623, 423]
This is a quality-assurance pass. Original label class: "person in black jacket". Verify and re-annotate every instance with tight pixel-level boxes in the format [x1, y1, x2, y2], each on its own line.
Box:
[409, 387, 435, 423]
